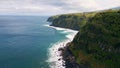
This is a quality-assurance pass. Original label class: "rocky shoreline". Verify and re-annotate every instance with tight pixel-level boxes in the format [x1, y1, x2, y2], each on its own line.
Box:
[58, 42, 91, 68]
[48, 9, 120, 68]
[58, 43, 82, 68]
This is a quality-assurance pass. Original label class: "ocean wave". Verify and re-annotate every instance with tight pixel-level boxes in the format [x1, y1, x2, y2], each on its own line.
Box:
[43, 24, 50, 27]
[44, 24, 78, 68]
[46, 40, 68, 68]
[43, 24, 78, 32]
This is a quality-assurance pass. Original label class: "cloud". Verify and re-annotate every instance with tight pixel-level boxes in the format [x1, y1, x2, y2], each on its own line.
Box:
[59, 0, 101, 12]
[0, 0, 65, 15]
[0, 0, 119, 15]
[95, 0, 120, 9]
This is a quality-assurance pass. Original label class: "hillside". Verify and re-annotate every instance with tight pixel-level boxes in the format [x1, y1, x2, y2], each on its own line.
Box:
[47, 10, 120, 68]
[70, 10, 120, 68]
[47, 12, 96, 30]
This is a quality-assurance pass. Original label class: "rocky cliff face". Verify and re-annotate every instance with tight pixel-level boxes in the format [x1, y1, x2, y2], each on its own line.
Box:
[47, 13, 96, 30]
[48, 10, 120, 68]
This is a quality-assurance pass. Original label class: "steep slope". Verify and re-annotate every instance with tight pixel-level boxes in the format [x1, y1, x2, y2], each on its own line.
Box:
[47, 9, 120, 68]
[70, 10, 120, 68]
[47, 12, 96, 30]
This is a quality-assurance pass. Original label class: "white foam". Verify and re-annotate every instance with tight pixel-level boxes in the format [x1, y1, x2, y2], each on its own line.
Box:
[66, 34, 74, 40]
[44, 24, 78, 68]
[46, 40, 68, 68]
[43, 24, 78, 32]
[43, 24, 49, 26]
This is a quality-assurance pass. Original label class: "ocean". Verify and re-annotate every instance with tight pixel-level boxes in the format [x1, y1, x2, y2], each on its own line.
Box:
[0, 15, 77, 68]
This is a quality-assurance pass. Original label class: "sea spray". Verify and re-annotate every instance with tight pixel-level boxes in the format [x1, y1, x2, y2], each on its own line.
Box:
[44, 24, 78, 68]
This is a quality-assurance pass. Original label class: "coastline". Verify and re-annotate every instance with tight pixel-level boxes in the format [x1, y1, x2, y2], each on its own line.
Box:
[46, 9, 120, 68]
[44, 24, 78, 68]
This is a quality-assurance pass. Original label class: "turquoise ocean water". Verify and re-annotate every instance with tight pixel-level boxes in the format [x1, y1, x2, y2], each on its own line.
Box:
[0, 16, 71, 68]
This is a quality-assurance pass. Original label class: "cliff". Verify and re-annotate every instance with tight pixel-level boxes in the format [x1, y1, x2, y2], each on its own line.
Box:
[47, 12, 96, 30]
[70, 10, 120, 68]
[48, 10, 120, 68]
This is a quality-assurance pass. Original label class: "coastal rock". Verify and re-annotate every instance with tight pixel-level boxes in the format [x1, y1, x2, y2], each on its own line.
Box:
[49, 9, 120, 68]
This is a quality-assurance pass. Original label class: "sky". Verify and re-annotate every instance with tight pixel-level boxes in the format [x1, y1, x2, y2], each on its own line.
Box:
[0, 0, 120, 15]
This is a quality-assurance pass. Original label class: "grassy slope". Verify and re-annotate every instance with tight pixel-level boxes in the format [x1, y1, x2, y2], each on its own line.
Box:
[47, 12, 96, 30]
[70, 10, 120, 68]
[48, 10, 120, 68]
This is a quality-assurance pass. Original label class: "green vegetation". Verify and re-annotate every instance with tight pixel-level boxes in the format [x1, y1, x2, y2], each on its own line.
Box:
[71, 10, 120, 68]
[48, 10, 120, 68]
[47, 12, 96, 30]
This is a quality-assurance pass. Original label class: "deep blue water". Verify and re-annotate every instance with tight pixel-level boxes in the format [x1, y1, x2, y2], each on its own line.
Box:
[0, 16, 67, 68]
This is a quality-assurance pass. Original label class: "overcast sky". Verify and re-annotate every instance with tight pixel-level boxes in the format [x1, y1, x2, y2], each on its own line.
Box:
[0, 0, 120, 15]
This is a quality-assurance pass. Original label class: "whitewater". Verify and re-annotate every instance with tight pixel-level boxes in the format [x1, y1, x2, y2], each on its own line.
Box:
[44, 24, 78, 68]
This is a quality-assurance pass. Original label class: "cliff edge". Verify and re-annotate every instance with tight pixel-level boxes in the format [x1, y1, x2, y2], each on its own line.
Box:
[48, 10, 120, 68]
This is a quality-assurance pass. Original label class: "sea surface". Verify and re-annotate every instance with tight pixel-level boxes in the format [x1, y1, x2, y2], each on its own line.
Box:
[0, 15, 77, 68]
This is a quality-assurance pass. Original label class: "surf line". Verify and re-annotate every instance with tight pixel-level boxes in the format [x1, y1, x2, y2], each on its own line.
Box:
[44, 24, 78, 68]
